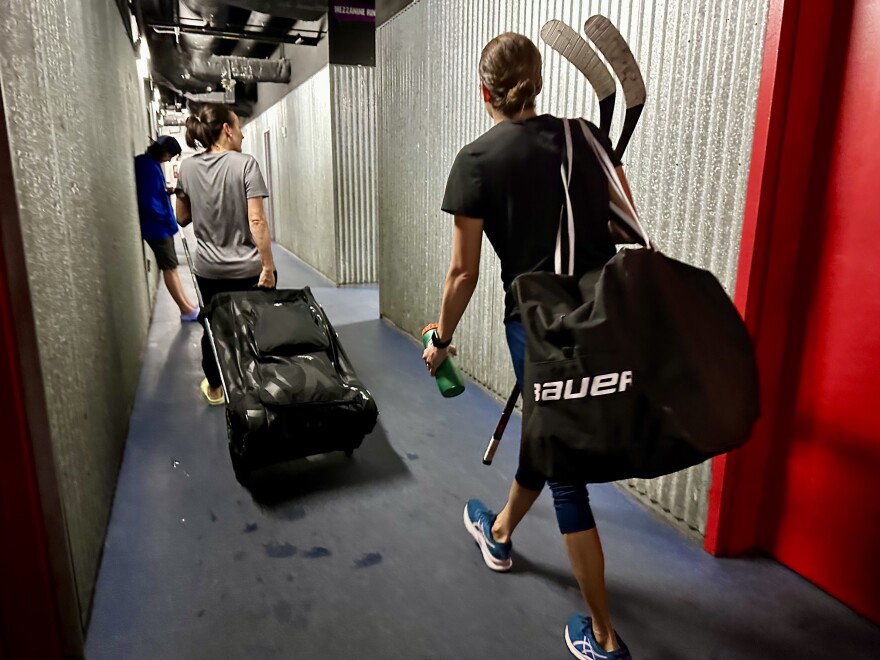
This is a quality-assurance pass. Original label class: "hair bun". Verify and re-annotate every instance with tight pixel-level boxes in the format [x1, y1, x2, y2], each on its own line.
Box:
[505, 79, 537, 108]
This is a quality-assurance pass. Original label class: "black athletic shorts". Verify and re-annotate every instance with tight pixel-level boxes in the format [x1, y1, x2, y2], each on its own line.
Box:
[146, 237, 179, 271]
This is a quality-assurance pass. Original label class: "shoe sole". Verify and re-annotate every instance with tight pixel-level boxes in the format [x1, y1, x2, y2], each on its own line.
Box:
[564, 625, 584, 659]
[462, 505, 512, 572]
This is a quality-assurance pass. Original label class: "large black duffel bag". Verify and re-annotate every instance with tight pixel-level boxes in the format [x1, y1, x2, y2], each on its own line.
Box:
[208, 287, 378, 481]
[511, 118, 759, 484]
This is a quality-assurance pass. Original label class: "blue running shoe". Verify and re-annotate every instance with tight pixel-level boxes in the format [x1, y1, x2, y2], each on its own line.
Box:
[463, 499, 512, 572]
[565, 614, 631, 659]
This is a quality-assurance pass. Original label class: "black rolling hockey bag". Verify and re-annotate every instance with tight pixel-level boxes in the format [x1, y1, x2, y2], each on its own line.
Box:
[207, 287, 378, 480]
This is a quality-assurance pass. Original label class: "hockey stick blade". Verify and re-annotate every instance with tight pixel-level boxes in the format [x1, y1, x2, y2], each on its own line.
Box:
[540, 19, 616, 136]
[583, 15, 646, 160]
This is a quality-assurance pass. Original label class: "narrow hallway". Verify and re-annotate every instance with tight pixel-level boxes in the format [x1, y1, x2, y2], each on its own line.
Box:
[85, 244, 879, 660]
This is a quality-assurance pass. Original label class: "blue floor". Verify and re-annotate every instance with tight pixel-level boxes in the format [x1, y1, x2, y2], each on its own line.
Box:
[86, 245, 879, 659]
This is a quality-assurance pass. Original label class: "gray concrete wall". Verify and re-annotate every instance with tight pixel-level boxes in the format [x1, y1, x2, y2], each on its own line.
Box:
[0, 0, 151, 622]
[376, 0, 769, 537]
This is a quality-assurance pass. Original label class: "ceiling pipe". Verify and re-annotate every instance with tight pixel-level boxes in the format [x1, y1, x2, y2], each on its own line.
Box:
[151, 22, 319, 45]
[225, 0, 326, 22]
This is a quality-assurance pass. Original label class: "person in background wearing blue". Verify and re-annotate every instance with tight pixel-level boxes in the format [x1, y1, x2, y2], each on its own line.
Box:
[134, 135, 199, 321]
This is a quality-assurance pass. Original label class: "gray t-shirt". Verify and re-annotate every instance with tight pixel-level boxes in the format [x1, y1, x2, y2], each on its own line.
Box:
[176, 151, 269, 279]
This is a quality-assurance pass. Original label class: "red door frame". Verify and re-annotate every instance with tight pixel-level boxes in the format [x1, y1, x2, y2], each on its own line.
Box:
[0, 87, 83, 657]
[705, 0, 850, 555]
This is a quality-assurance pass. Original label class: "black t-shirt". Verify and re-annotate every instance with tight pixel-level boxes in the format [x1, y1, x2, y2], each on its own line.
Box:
[441, 114, 621, 322]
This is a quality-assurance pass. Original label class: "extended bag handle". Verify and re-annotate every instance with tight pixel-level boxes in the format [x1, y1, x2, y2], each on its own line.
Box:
[181, 231, 230, 403]
[554, 119, 653, 277]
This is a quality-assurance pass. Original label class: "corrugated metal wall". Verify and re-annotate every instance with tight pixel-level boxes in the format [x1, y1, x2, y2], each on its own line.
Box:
[377, 0, 769, 536]
[331, 65, 378, 284]
[0, 0, 151, 620]
[244, 64, 378, 284]
[244, 66, 339, 281]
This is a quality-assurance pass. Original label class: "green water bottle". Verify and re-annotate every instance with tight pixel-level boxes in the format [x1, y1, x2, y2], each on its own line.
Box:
[421, 323, 466, 398]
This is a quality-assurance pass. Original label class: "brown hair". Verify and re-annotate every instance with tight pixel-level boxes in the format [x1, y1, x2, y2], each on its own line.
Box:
[145, 141, 170, 160]
[185, 103, 235, 150]
[479, 32, 543, 116]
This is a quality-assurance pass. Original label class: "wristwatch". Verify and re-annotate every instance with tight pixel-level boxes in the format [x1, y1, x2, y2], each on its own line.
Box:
[431, 331, 452, 349]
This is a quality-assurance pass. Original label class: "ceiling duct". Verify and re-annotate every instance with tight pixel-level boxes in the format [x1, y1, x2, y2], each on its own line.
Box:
[189, 53, 291, 83]
[150, 47, 291, 96]
[137, 0, 319, 115]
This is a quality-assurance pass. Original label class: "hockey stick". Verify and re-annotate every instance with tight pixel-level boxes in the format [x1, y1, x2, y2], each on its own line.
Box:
[583, 15, 646, 160]
[540, 19, 616, 136]
[483, 384, 521, 466]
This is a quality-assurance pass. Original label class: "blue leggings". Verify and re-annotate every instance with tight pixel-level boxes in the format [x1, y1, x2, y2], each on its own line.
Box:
[506, 321, 597, 535]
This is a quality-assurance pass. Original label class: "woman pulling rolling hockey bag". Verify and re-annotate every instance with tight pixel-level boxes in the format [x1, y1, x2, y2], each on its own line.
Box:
[176, 103, 377, 484]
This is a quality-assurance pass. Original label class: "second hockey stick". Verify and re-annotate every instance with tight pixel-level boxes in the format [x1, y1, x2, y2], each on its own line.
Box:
[583, 15, 646, 160]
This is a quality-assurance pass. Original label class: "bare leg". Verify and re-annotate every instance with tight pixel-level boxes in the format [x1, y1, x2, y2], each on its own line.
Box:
[162, 268, 197, 315]
[491, 479, 541, 543]
[563, 528, 620, 652]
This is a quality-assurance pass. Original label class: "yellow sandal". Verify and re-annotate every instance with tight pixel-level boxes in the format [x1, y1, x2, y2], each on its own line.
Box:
[199, 378, 225, 406]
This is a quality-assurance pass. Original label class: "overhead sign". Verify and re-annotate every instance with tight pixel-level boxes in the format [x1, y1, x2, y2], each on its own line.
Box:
[329, 1, 376, 66]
